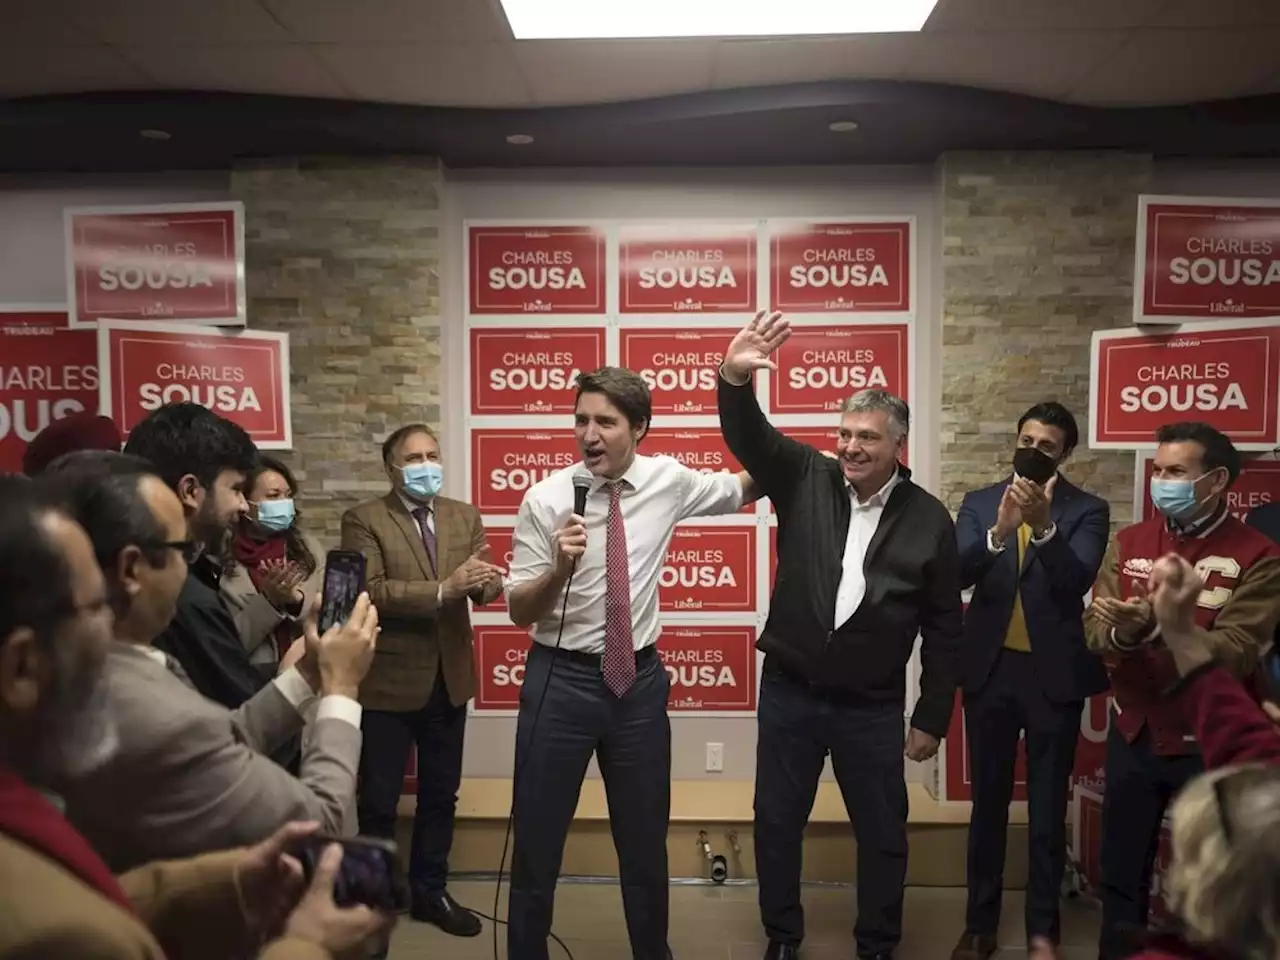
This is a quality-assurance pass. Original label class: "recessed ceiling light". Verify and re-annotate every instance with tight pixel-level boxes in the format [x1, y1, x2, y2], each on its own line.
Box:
[498, 0, 939, 39]
[506, 133, 535, 145]
[828, 120, 859, 133]
[139, 129, 171, 141]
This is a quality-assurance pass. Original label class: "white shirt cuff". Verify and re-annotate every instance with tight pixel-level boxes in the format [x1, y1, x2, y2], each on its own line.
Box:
[316, 695, 363, 728]
[1030, 523, 1057, 546]
[273, 667, 318, 714]
[986, 529, 1007, 554]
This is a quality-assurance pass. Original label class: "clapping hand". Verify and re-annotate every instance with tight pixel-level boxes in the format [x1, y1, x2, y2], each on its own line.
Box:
[721, 310, 792, 385]
[1009, 475, 1057, 532]
[259, 558, 306, 609]
[443, 551, 506, 603]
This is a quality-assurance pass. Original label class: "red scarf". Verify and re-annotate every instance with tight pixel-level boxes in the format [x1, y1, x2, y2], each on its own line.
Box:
[233, 531, 294, 658]
[0, 766, 136, 916]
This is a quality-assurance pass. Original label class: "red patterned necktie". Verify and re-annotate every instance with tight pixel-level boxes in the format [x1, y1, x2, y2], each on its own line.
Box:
[602, 480, 636, 697]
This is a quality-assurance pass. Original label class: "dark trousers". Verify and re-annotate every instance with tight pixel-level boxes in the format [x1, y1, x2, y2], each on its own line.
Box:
[357, 672, 467, 896]
[964, 649, 1082, 943]
[508, 643, 672, 960]
[754, 669, 908, 958]
[1097, 720, 1202, 960]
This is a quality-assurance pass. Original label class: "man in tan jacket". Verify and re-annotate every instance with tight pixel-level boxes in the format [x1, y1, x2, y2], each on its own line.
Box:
[342, 423, 503, 937]
[41, 452, 378, 870]
[0, 476, 392, 959]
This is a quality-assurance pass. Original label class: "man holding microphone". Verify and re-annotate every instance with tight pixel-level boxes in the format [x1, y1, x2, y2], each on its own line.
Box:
[504, 366, 758, 960]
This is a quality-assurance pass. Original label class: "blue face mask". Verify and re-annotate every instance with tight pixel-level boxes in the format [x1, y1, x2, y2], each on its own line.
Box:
[254, 498, 295, 532]
[401, 462, 443, 499]
[1149, 473, 1209, 520]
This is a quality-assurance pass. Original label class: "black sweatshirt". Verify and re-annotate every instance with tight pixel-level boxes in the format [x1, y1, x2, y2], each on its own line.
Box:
[718, 374, 963, 738]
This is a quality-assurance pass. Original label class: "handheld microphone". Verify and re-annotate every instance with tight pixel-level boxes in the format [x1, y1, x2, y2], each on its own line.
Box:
[572, 471, 591, 519]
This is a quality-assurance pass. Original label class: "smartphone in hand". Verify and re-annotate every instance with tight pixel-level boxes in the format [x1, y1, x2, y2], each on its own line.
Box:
[318, 550, 367, 633]
[289, 834, 405, 912]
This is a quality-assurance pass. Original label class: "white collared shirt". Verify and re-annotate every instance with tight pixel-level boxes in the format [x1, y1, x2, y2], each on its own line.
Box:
[398, 493, 435, 534]
[506, 454, 744, 654]
[834, 469, 903, 627]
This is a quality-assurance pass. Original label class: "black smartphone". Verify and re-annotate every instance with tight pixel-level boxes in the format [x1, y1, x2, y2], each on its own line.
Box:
[289, 834, 404, 911]
[318, 549, 367, 633]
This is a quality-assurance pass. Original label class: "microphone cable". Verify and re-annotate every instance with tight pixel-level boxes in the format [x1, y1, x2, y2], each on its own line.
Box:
[491, 555, 579, 960]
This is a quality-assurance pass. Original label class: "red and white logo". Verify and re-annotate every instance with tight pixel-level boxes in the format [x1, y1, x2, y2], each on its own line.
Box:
[1138, 454, 1280, 522]
[468, 226, 606, 315]
[619, 226, 756, 314]
[660, 526, 756, 613]
[97, 320, 290, 447]
[659, 626, 758, 712]
[479, 527, 516, 612]
[66, 203, 245, 327]
[0, 307, 98, 473]
[470, 429, 579, 515]
[619, 328, 730, 415]
[770, 323, 909, 414]
[771, 221, 911, 314]
[473, 625, 533, 712]
[1090, 319, 1280, 449]
[469, 327, 606, 415]
[1137, 196, 1280, 323]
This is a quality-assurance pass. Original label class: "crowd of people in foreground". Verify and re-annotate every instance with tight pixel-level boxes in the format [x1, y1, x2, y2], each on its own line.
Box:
[0, 311, 1278, 960]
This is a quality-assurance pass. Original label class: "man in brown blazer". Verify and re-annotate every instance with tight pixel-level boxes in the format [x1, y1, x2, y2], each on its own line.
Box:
[0, 476, 392, 960]
[342, 423, 504, 938]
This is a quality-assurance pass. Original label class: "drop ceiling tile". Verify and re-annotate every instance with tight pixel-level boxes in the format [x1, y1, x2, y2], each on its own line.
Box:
[901, 30, 1128, 101]
[263, 0, 439, 42]
[312, 42, 532, 106]
[1149, 0, 1280, 27]
[515, 40, 714, 105]
[3, 0, 102, 43]
[66, 0, 292, 43]
[712, 35, 917, 89]
[1068, 27, 1280, 104]
[118, 43, 347, 98]
[0, 44, 153, 96]
[981, 0, 1167, 29]
[922, 0, 1010, 31]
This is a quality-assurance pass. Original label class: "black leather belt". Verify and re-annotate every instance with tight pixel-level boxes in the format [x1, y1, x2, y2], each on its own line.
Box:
[533, 643, 659, 670]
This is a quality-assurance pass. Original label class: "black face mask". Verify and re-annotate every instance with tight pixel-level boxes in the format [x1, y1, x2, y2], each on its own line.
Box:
[1012, 447, 1058, 484]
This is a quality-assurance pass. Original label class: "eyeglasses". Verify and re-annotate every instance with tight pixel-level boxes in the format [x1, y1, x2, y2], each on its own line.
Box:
[142, 540, 201, 564]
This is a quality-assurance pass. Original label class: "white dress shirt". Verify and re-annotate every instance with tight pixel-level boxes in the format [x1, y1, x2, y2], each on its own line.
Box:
[506, 454, 744, 654]
[833, 469, 904, 627]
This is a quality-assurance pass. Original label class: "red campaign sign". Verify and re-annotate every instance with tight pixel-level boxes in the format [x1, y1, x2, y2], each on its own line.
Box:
[941, 689, 1110, 802]
[770, 221, 911, 314]
[1090, 321, 1280, 449]
[468, 226, 606, 315]
[1137, 197, 1280, 323]
[98, 320, 291, 448]
[771, 323, 909, 415]
[0, 308, 99, 474]
[470, 429, 579, 515]
[401, 746, 418, 796]
[644, 427, 752, 514]
[472, 625, 533, 712]
[660, 526, 756, 613]
[469, 327, 606, 416]
[66, 203, 245, 327]
[659, 625, 758, 712]
[618, 226, 756, 314]
[1138, 455, 1280, 523]
[479, 527, 516, 612]
[619, 328, 729, 415]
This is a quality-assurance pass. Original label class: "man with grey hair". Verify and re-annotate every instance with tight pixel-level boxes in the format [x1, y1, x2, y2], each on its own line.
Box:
[717, 311, 963, 960]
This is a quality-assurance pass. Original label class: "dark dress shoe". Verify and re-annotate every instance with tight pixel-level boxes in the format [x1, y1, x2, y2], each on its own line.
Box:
[950, 932, 999, 960]
[410, 890, 482, 937]
[764, 942, 799, 960]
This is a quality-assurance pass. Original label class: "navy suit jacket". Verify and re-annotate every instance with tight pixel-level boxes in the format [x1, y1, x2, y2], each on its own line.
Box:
[956, 474, 1111, 704]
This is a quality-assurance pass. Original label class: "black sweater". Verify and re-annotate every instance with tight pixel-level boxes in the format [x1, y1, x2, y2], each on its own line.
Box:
[718, 375, 963, 738]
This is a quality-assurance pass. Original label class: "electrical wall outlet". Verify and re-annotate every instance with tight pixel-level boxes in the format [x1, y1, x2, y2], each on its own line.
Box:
[705, 742, 724, 772]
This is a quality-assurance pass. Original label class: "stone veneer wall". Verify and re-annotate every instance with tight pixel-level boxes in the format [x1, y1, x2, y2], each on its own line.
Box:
[230, 157, 443, 545]
[938, 151, 1153, 526]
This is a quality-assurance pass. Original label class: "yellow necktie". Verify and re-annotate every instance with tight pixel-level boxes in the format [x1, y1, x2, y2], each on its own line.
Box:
[1003, 523, 1032, 652]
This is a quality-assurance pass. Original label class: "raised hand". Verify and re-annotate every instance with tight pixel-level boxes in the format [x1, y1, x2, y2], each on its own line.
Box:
[721, 310, 792, 385]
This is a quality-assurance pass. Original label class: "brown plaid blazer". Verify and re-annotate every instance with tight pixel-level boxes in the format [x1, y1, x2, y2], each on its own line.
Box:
[340, 493, 500, 712]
